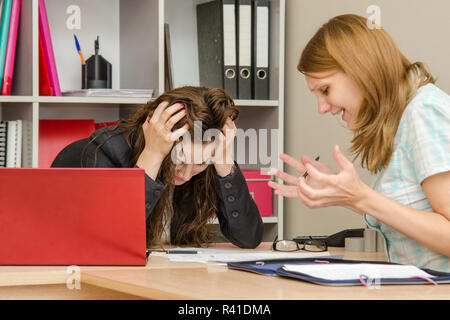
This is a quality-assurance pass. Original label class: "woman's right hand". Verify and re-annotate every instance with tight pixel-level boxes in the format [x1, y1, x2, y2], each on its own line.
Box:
[142, 101, 189, 161]
[268, 153, 336, 198]
[137, 101, 189, 180]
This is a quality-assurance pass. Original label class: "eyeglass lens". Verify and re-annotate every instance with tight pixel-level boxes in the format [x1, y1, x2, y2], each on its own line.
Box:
[274, 240, 327, 252]
[274, 240, 298, 251]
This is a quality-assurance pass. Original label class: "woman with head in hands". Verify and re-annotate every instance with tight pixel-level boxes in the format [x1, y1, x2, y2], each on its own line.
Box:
[77, 86, 263, 249]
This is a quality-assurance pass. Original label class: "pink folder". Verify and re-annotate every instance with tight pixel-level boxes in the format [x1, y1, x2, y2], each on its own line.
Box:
[242, 170, 273, 217]
[38, 0, 61, 96]
[1, 0, 21, 95]
[38, 119, 96, 168]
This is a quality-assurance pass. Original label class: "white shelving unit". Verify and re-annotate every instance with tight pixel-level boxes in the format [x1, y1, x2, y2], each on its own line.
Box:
[0, 0, 285, 240]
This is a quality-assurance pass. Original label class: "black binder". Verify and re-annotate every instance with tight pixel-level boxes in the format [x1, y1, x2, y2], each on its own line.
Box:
[197, 0, 224, 91]
[237, 0, 253, 99]
[253, 0, 270, 100]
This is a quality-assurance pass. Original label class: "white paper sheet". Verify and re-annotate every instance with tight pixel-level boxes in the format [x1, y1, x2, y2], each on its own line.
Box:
[281, 263, 434, 281]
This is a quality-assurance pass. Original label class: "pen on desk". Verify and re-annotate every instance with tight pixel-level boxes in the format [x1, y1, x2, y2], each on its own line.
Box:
[302, 156, 320, 178]
[148, 250, 201, 254]
[73, 34, 86, 65]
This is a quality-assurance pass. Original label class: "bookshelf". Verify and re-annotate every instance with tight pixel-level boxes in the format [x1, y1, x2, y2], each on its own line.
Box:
[0, 0, 285, 240]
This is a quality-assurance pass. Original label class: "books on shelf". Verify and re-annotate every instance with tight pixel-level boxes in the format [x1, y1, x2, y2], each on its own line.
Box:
[0, 0, 21, 95]
[39, 31, 52, 96]
[0, 0, 154, 97]
[0, 119, 22, 167]
[38, 0, 61, 96]
[61, 89, 154, 98]
[0, 0, 64, 96]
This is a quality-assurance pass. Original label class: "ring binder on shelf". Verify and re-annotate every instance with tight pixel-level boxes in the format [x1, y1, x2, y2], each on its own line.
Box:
[253, 0, 270, 100]
[222, 0, 238, 98]
[197, 0, 224, 91]
[237, 0, 252, 99]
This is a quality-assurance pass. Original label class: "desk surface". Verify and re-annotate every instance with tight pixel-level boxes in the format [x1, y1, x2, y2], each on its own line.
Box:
[80, 243, 450, 300]
[1, 243, 449, 300]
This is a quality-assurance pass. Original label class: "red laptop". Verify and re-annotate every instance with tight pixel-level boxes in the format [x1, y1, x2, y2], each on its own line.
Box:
[0, 168, 147, 265]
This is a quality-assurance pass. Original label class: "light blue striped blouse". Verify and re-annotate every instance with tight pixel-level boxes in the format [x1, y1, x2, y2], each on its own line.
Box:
[364, 83, 450, 272]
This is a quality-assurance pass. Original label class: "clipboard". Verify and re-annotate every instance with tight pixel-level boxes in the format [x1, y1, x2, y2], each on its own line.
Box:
[228, 257, 450, 286]
[228, 256, 345, 276]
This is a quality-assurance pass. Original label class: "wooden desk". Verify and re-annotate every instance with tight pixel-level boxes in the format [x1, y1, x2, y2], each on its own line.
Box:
[1, 243, 449, 300]
[80, 244, 450, 300]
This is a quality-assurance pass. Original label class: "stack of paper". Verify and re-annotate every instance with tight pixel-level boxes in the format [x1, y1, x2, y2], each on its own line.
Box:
[281, 263, 434, 281]
[150, 247, 330, 265]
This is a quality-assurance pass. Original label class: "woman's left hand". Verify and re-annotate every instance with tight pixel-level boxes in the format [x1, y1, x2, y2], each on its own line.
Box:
[269, 145, 369, 215]
[213, 117, 237, 176]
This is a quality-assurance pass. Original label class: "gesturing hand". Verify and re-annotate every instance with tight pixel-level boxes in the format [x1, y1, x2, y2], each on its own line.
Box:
[268, 146, 368, 214]
[268, 153, 335, 197]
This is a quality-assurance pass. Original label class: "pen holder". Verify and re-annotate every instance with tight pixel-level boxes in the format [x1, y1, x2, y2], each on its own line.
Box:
[81, 64, 88, 89]
[81, 54, 112, 89]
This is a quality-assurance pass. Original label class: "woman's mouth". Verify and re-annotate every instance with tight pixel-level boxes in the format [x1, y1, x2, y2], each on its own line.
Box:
[175, 176, 185, 182]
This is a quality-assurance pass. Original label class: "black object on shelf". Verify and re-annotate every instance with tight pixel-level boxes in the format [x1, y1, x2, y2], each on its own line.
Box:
[82, 36, 112, 89]
[293, 228, 365, 247]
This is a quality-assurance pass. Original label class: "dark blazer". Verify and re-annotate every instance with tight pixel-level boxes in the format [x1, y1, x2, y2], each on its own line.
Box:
[71, 126, 264, 249]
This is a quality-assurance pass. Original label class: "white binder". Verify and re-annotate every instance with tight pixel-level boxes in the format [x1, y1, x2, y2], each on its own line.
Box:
[253, 0, 270, 100]
[6, 120, 22, 168]
[223, 0, 238, 98]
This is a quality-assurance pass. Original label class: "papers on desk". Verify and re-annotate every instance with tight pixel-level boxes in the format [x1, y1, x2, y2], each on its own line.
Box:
[149, 247, 330, 265]
[281, 263, 434, 281]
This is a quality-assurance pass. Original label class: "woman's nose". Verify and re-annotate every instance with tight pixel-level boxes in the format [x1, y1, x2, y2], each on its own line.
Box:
[317, 97, 331, 114]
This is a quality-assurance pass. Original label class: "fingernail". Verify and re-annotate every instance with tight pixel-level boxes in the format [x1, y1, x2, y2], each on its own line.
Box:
[270, 168, 278, 175]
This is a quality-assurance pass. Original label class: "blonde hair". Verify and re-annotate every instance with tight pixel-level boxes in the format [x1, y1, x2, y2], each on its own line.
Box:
[298, 14, 435, 173]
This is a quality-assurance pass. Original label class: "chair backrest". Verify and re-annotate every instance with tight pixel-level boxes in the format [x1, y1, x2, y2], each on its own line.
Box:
[51, 138, 90, 168]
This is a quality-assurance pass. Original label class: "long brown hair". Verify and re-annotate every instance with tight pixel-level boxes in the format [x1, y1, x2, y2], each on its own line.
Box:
[118, 86, 238, 247]
[298, 14, 435, 173]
